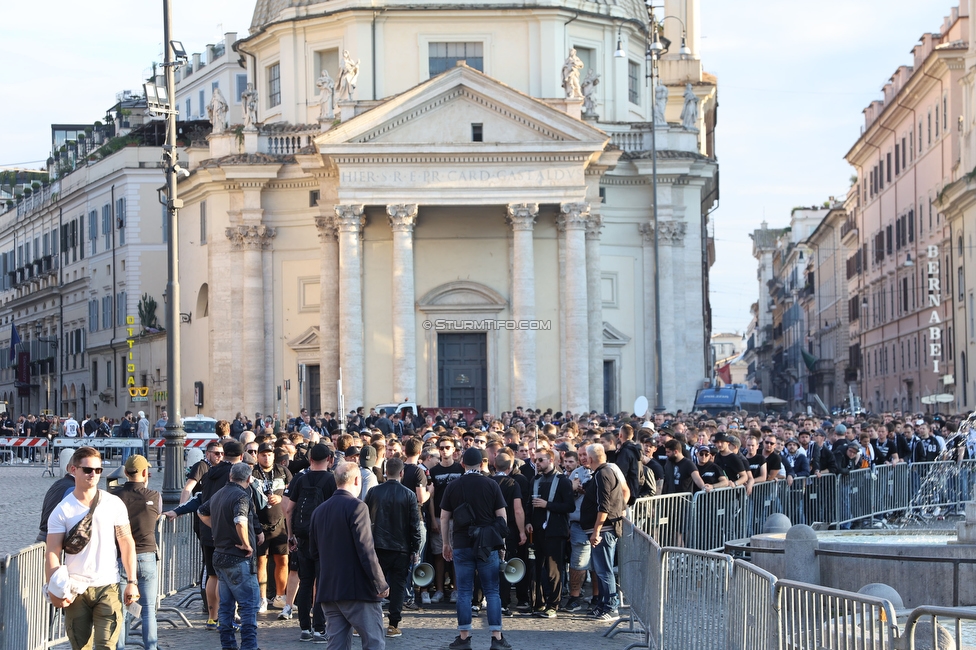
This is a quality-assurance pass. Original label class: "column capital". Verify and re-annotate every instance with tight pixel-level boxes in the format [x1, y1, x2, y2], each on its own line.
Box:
[334, 204, 366, 232]
[639, 220, 687, 246]
[557, 202, 590, 231]
[387, 204, 419, 232]
[506, 203, 539, 231]
[225, 224, 276, 250]
[585, 214, 604, 240]
[314, 215, 338, 242]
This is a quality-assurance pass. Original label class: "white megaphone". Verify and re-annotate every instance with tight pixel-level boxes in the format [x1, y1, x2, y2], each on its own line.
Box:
[413, 562, 435, 588]
[501, 558, 525, 584]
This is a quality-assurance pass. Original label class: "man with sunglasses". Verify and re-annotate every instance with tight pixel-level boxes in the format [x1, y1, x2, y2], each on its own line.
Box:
[429, 436, 463, 604]
[46, 446, 139, 650]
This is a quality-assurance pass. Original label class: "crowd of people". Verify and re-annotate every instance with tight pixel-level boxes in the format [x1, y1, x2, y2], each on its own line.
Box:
[36, 403, 975, 650]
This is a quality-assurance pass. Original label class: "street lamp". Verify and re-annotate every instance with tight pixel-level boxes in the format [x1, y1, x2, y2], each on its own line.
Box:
[144, 0, 186, 505]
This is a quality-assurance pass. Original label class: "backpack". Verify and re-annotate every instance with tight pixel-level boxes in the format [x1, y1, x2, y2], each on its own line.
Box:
[292, 471, 331, 538]
[637, 462, 656, 498]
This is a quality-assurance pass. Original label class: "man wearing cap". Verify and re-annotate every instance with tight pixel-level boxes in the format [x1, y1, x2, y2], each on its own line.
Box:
[111, 455, 161, 650]
[440, 447, 511, 650]
[693, 446, 728, 490]
[253, 443, 292, 613]
[713, 434, 751, 494]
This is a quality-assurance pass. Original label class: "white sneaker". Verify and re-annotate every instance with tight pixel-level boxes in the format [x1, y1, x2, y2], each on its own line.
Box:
[258, 597, 268, 613]
[421, 591, 432, 605]
[270, 595, 287, 610]
[313, 631, 327, 644]
[431, 591, 445, 603]
[278, 604, 294, 620]
[450, 590, 458, 604]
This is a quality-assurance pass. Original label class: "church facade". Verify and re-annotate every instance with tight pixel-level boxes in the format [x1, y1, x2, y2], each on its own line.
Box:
[175, 0, 718, 418]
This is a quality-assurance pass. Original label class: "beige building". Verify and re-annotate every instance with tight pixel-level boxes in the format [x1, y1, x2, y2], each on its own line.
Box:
[847, 7, 966, 413]
[173, 0, 719, 418]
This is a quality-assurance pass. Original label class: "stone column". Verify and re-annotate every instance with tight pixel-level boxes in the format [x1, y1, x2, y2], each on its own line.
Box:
[388, 204, 418, 402]
[335, 205, 366, 412]
[657, 220, 685, 406]
[226, 224, 276, 416]
[639, 223, 657, 402]
[585, 214, 604, 413]
[558, 202, 591, 415]
[314, 215, 340, 413]
[507, 203, 539, 409]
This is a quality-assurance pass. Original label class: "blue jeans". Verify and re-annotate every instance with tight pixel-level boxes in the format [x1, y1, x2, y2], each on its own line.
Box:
[406, 521, 428, 600]
[215, 559, 260, 650]
[117, 552, 158, 650]
[453, 547, 502, 632]
[590, 529, 619, 613]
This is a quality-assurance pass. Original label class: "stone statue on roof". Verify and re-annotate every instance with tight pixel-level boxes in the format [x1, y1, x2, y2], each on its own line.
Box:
[562, 48, 584, 99]
[316, 69, 336, 121]
[654, 81, 669, 126]
[337, 50, 360, 102]
[241, 83, 259, 132]
[581, 70, 600, 115]
[680, 83, 700, 131]
[207, 87, 229, 135]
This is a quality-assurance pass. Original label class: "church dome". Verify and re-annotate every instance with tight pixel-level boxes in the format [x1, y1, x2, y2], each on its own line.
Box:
[250, 0, 648, 33]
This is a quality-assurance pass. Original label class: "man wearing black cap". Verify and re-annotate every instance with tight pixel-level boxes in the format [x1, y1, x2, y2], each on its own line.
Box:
[440, 447, 511, 650]
[283, 443, 336, 642]
[253, 443, 292, 613]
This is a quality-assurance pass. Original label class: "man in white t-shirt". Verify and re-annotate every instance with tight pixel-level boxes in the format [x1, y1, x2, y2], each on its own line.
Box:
[63, 413, 80, 438]
[45, 446, 138, 650]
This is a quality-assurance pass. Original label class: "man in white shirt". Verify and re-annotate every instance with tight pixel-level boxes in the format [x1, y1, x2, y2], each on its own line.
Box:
[45, 445, 139, 650]
[137, 411, 151, 455]
[63, 413, 80, 438]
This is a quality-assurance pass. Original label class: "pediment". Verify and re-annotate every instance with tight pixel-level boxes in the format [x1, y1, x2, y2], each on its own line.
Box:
[417, 281, 507, 314]
[603, 322, 631, 348]
[288, 325, 320, 350]
[315, 64, 608, 151]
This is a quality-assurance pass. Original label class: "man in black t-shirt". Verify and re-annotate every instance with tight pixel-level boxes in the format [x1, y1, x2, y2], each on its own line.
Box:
[761, 435, 783, 480]
[440, 447, 510, 650]
[694, 446, 729, 491]
[253, 443, 292, 613]
[713, 434, 751, 494]
[401, 437, 431, 606]
[429, 437, 463, 604]
[489, 450, 527, 613]
[662, 440, 706, 494]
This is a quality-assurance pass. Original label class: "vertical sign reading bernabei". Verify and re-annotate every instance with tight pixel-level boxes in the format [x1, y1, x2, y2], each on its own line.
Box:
[927, 245, 943, 373]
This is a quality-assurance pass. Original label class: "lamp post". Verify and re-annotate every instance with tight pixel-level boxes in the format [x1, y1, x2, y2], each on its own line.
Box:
[144, 0, 186, 505]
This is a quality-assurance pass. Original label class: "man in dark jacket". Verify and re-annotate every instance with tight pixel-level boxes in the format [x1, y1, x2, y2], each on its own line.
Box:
[526, 447, 575, 618]
[309, 461, 389, 650]
[364, 458, 422, 638]
[614, 424, 642, 506]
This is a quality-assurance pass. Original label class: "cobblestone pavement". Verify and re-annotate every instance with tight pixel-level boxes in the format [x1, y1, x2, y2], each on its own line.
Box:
[0, 462, 167, 557]
[54, 596, 641, 650]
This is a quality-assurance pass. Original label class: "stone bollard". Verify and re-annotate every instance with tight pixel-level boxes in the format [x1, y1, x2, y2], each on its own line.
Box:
[764, 513, 792, 535]
[783, 524, 819, 585]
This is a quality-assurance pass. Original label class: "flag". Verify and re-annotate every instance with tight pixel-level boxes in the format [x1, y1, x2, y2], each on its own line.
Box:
[716, 362, 732, 385]
[801, 350, 818, 373]
[8, 323, 19, 362]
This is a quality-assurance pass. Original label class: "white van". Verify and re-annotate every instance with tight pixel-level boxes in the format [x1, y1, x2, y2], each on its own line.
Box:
[181, 415, 219, 440]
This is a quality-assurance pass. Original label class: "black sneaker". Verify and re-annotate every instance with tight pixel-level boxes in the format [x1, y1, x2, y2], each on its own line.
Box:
[515, 602, 531, 613]
[561, 597, 584, 613]
[448, 635, 473, 650]
[587, 596, 600, 611]
[490, 635, 513, 650]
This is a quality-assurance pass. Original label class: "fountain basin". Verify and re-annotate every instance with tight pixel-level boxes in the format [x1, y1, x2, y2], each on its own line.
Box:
[749, 528, 976, 608]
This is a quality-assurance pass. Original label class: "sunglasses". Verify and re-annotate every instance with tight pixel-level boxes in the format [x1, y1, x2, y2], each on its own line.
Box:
[438, 446, 453, 450]
[211, 451, 224, 455]
[79, 466, 103, 475]
[764, 441, 776, 446]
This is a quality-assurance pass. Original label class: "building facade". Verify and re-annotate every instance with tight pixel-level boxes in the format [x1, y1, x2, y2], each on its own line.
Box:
[173, 0, 719, 418]
[846, 8, 966, 413]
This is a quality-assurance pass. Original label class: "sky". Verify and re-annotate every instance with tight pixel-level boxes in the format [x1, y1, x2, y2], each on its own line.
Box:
[0, 0, 963, 336]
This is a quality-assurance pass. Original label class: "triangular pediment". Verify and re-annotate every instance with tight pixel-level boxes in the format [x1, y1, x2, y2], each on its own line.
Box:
[315, 64, 608, 151]
[288, 326, 320, 350]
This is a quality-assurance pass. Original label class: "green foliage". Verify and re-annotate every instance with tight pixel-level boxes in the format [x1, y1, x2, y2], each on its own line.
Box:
[138, 293, 161, 331]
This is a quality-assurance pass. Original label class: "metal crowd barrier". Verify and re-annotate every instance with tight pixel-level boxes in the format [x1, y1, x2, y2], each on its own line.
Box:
[748, 479, 782, 536]
[659, 547, 733, 650]
[156, 514, 202, 603]
[631, 493, 692, 547]
[727, 560, 776, 650]
[775, 579, 899, 650]
[613, 519, 661, 648]
[686, 485, 747, 551]
[0, 543, 66, 650]
[0, 437, 49, 465]
[902, 605, 976, 650]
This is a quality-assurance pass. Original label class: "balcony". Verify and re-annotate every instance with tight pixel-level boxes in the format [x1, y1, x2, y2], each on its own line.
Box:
[840, 217, 858, 241]
[814, 358, 835, 375]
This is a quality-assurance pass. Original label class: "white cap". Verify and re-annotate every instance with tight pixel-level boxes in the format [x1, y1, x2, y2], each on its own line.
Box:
[138, 411, 145, 418]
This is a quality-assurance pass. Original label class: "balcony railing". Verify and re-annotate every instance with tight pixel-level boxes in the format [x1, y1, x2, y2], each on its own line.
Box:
[840, 217, 858, 240]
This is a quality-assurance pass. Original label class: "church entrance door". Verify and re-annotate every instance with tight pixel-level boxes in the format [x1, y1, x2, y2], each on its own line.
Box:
[437, 333, 487, 413]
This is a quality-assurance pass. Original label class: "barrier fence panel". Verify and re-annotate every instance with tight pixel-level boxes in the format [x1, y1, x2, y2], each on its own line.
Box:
[834, 468, 875, 527]
[727, 560, 776, 650]
[0, 542, 65, 650]
[617, 519, 661, 648]
[156, 514, 202, 600]
[687, 485, 747, 551]
[902, 605, 976, 650]
[872, 463, 909, 517]
[780, 476, 812, 526]
[776, 579, 899, 650]
[803, 472, 839, 527]
[659, 547, 732, 650]
[747, 479, 782, 537]
[0, 437, 48, 465]
[631, 494, 693, 548]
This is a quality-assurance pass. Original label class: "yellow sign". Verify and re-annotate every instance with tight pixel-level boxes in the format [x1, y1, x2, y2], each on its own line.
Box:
[126, 315, 138, 393]
[128, 387, 149, 397]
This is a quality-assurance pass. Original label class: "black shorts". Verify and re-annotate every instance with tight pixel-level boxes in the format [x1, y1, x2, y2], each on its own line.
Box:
[258, 520, 289, 557]
[202, 543, 216, 578]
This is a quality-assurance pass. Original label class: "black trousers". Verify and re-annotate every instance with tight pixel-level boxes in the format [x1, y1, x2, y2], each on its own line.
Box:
[296, 538, 326, 633]
[376, 549, 411, 627]
[533, 534, 566, 610]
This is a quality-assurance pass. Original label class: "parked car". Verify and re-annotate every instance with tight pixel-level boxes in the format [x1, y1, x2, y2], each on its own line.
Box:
[181, 415, 219, 440]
